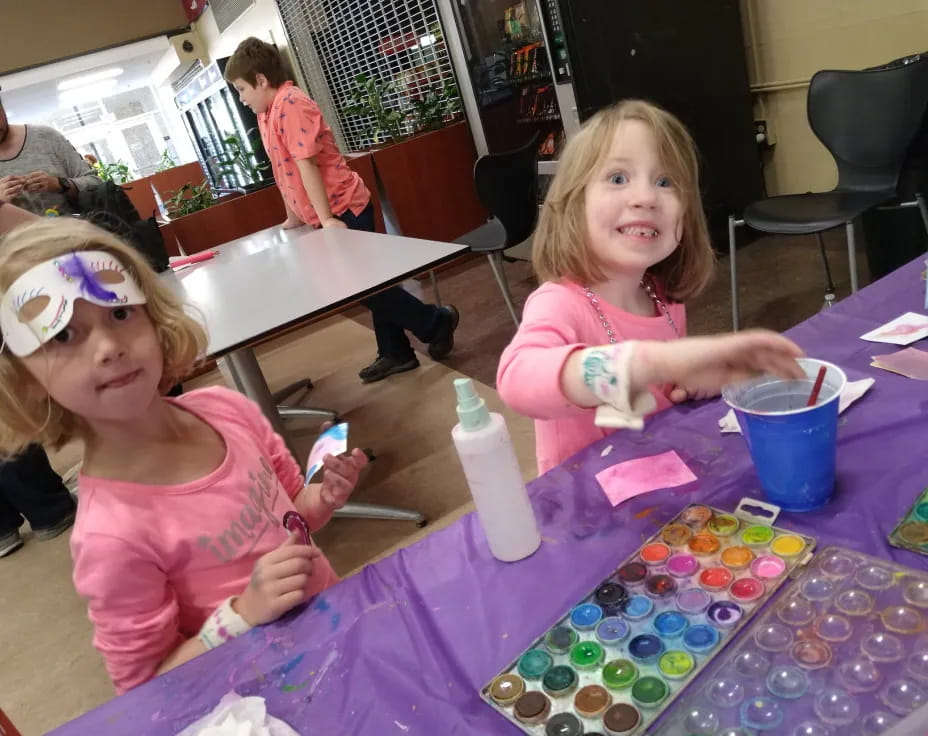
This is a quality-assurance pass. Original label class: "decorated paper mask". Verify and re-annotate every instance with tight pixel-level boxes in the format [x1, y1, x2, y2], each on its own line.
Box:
[0, 251, 147, 357]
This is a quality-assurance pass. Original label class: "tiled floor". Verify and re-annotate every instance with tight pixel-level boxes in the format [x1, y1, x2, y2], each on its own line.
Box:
[2, 229, 871, 733]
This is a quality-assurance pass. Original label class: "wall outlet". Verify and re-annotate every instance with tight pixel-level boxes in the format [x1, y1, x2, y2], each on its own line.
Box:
[754, 119, 776, 147]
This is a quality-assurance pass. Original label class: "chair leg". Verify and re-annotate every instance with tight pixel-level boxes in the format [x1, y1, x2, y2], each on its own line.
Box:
[273, 377, 338, 423]
[917, 193, 928, 237]
[487, 251, 520, 327]
[277, 406, 339, 422]
[333, 501, 427, 527]
[329, 450, 426, 525]
[429, 269, 442, 307]
[815, 232, 837, 297]
[273, 378, 313, 403]
[845, 220, 859, 293]
[728, 215, 741, 331]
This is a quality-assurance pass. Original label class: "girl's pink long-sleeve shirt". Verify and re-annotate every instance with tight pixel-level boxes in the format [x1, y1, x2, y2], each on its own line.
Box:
[497, 280, 685, 474]
[70, 386, 338, 693]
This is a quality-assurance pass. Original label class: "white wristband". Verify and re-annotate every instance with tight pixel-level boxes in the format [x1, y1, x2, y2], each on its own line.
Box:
[198, 597, 252, 650]
[579, 342, 657, 428]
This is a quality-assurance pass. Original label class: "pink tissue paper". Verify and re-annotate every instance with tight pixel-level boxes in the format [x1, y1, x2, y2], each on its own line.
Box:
[595, 450, 697, 507]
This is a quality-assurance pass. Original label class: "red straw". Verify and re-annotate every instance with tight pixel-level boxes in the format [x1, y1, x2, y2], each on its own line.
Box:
[807, 365, 827, 407]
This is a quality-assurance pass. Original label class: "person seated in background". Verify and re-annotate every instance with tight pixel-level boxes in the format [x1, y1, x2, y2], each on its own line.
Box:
[0, 199, 76, 557]
[0, 88, 100, 216]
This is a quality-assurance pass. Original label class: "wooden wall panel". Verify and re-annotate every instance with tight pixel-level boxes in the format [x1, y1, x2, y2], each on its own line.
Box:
[372, 122, 487, 242]
[165, 185, 286, 256]
[121, 176, 159, 220]
[149, 162, 210, 202]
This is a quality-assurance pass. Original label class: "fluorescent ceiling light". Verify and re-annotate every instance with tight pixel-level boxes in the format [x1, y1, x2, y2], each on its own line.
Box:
[419, 34, 436, 47]
[57, 67, 123, 92]
[58, 78, 119, 104]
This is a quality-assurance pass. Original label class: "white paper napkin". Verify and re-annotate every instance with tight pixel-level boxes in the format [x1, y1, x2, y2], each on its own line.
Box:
[860, 312, 928, 345]
[718, 377, 875, 434]
[176, 692, 299, 736]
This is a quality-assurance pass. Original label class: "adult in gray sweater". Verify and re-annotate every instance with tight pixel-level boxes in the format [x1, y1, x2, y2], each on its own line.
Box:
[0, 94, 100, 216]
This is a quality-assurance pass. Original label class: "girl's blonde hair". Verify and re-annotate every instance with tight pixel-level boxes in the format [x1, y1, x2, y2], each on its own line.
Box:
[0, 218, 208, 455]
[533, 99, 715, 301]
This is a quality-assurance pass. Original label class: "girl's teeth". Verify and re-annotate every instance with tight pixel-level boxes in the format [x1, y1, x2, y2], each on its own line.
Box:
[620, 226, 658, 237]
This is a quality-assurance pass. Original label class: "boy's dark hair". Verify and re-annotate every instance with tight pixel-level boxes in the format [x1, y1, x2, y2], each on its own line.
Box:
[225, 37, 290, 87]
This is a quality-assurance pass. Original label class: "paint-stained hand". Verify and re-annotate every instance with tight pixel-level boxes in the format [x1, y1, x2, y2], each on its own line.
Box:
[233, 533, 321, 626]
[319, 448, 368, 509]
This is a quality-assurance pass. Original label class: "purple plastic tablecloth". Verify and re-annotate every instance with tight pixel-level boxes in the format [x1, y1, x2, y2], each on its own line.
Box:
[50, 259, 928, 735]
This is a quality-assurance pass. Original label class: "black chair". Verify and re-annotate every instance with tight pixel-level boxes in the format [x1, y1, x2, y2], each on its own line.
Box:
[729, 56, 928, 330]
[456, 133, 540, 327]
[872, 52, 928, 240]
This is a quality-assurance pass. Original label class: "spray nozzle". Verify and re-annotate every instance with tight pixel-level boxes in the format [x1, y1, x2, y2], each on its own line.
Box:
[454, 377, 479, 407]
[454, 377, 489, 431]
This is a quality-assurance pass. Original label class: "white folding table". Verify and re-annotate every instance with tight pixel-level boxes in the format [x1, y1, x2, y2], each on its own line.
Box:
[163, 224, 467, 523]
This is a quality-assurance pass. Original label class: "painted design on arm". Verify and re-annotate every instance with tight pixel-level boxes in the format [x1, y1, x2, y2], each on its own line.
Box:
[581, 344, 624, 404]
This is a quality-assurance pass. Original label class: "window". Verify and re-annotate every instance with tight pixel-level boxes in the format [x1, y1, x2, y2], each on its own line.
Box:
[277, 0, 461, 151]
[52, 88, 181, 179]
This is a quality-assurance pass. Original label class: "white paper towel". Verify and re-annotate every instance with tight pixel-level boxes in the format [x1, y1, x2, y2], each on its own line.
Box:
[176, 692, 299, 736]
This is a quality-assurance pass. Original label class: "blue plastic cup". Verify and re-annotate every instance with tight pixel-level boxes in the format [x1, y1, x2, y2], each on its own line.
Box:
[722, 358, 846, 512]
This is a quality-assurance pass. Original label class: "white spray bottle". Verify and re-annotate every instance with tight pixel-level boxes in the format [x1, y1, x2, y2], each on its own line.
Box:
[451, 378, 541, 562]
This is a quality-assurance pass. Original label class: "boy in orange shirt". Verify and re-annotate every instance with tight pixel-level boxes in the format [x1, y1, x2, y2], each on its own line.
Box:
[225, 38, 459, 383]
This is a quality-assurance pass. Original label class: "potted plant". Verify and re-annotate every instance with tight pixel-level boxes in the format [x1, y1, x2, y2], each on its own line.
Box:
[155, 149, 177, 173]
[343, 74, 411, 145]
[341, 73, 485, 242]
[164, 179, 216, 218]
[409, 80, 463, 134]
[93, 159, 132, 184]
[161, 181, 286, 256]
[213, 130, 273, 193]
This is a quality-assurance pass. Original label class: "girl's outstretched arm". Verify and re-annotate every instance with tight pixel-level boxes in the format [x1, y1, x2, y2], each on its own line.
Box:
[564, 330, 805, 422]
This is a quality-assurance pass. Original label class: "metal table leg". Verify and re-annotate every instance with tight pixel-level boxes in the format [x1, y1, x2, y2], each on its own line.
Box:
[220, 350, 290, 441]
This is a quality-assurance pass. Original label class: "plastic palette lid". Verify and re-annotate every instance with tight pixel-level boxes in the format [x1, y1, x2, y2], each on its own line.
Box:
[651, 545, 928, 735]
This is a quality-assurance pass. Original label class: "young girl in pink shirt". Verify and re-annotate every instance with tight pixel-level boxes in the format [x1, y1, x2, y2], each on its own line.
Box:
[497, 100, 804, 474]
[0, 218, 368, 693]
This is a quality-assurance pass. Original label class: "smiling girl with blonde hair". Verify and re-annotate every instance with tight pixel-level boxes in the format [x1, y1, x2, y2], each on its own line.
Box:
[498, 99, 804, 475]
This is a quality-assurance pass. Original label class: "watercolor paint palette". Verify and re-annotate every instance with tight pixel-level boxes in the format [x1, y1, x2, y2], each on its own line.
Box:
[889, 487, 928, 557]
[654, 545, 928, 736]
[481, 501, 815, 735]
